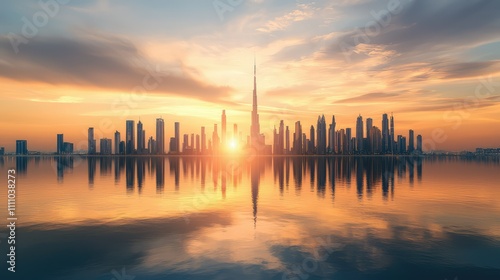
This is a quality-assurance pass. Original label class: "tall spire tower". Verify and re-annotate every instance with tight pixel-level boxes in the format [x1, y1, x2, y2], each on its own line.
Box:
[251, 57, 260, 142]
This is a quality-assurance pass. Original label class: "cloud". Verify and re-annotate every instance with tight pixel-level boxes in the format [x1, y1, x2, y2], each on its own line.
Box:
[335, 92, 401, 104]
[257, 3, 315, 33]
[0, 34, 233, 103]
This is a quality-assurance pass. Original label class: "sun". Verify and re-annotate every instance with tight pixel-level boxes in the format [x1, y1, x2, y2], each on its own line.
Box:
[229, 139, 237, 150]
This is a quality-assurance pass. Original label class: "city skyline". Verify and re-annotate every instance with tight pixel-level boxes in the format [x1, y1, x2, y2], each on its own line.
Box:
[1, 1, 500, 152]
[2, 62, 429, 155]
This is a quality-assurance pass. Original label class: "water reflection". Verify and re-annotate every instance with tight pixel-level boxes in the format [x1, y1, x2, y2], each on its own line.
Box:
[1, 155, 500, 280]
[8, 155, 500, 199]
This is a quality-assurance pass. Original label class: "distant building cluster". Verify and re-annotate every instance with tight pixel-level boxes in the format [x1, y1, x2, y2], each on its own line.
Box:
[475, 148, 500, 155]
[272, 113, 423, 155]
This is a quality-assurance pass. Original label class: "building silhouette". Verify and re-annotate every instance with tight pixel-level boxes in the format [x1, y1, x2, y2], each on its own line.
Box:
[114, 131, 121, 155]
[156, 118, 165, 155]
[382, 114, 389, 154]
[174, 122, 180, 153]
[250, 59, 262, 150]
[408, 129, 415, 153]
[137, 120, 145, 154]
[16, 140, 28, 155]
[126, 120, 135, 155]
[57, 134, 64, 154]
[100, 138, 112, 155]
[88, 128, 96, 155]
[317, 115, 327, 155]
[356, 115, 364, 153]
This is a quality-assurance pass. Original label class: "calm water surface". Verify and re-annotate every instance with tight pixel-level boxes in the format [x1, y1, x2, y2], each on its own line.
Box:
[0, 156, 499, 280]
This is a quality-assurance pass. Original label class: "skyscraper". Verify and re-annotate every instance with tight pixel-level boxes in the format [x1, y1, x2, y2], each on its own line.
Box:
[221, 110, 227, 146]
[196, 134, 200, 153]
[417, 134, 423, 154]
[137, 120, 145, 154]
[317, 115, 327, 154]
[100, 138, 112, 155]
[212, 124, 219, 154]
[278, 120, 284, 155]
[201, 126, 206, 154]
[156, 118, 165, 155]
[285, 126, 290, 154]
[88, 127, 96, 155]
[57, 134, 64, 155]
[390, 114, 395, 154]
[309, 125, 315, 154]
[293, 121, 302, 155]
[250, 59, 261, 147]
[114, 131, 121, 155]
[148, 136, 156, 154]
[346, 128, 352, 154]
[382, 114, 389, 154]
[328, 115, 336, 154]
[126, 120, 135, 155]
[366, 118, 373, 154]
[371, 126, 382, 154]
[174, 122, 180, 153]
[408, 129, 415, 153]
[16, 140, 28, 155]
[356, 115, 364, 153]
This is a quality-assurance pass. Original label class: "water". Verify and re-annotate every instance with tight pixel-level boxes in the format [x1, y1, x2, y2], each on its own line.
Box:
[0, 156, 499, 280]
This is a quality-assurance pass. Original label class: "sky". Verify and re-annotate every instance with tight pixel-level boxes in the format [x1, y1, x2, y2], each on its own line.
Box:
[1, 0, 500, 152]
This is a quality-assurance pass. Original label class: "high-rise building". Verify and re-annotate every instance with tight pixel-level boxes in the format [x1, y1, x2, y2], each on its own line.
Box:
[126, 120, 135, 155]
[316, 115, 327, 154]
[88, 127, 96, 155]
[156, 118, 165, 154]
[222, 110, 227, 146]
[328, 115, 336, 154]
[346, 128, 352, 154]
[191, 134, 194, 151]
[250, 59, 261, 148]
[397, 135, 406, 154]
[174, 122, 180, 153]
[390, 114, 395, 153]
[278, 120, 284, 155]
[16, 140, 28, 155]
[137, 120, 145, 154]
[148, 136, 157, 154]
[183, 134, 189, 153]
[201, 126, 206, 154]
[63, 142, 73, 154]
[293, 121, 302, 155]
[417, 135, 423, 154]
[382, 114, 389, 154]
[309, 125, 315, 154]
[119, 141, 125, 155]
[338, 129, 346, 154]
[356, 115, 364, 153]
[196, 134, 200, 153]
[100, 138, 112, 155]
[285, 126, 290, 154]
[169, 137, 176, 153]
[408, 129, 415, 153]
[114, 131, 121, 155]
[57, 134, 64, 154]
[366, 118, 373, 153]
[371, 126, 382, 154]
[0, 147, 5, 155]
[212, 124, 219, 154]
[302, 133, 307, 154]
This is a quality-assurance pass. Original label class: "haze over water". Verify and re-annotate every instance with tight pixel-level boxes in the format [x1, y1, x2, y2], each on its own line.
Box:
[1, 156, 499, 279]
